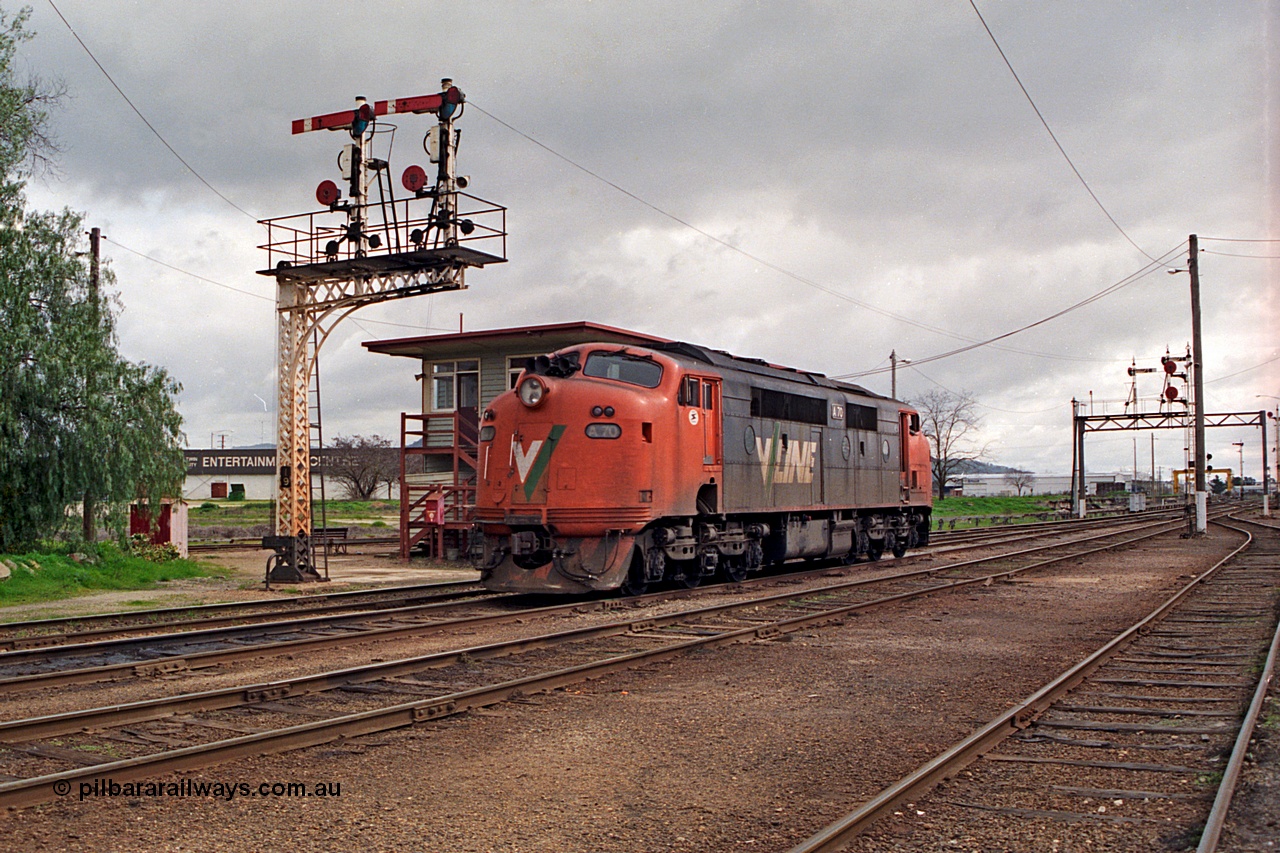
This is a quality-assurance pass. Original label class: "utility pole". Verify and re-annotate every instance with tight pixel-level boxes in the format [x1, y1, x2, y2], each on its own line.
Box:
[88, 227, 100, 306]
[890, 348, 911, 397]
[1188, 235, 1208, 534]
[82, 227, 101, 544]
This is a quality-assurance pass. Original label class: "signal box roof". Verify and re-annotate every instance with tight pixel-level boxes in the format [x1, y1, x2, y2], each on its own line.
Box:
[362, 321, 668, 361]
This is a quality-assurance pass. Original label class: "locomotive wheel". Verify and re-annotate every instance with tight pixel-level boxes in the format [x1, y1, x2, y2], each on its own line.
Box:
[679, 566, 702, 589]
[620, 555, 649, 597]
[866, 539, 884, 561]
[721, 559, 747, 583]
[891, 532, 908, 559]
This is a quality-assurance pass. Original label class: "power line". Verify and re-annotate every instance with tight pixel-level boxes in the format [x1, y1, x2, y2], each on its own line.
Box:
[1203, 352, 1280, 384]
[837, 241, 1186, 379]
[966, 0, 1157, 263]
[1201, 249, 1280, 259]
[102, 236, 454, 333]
[1200, 236, 1280, 242]
[104, 236, 272, 301]
[471, 102, 1151, 366]
[46, 0, 258, 220]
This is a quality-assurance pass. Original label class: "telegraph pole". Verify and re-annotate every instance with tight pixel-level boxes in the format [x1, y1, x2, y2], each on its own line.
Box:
[1188, 234, 1207, 534]
[83, 226, 101, 544]
[890, 350, 898, 400]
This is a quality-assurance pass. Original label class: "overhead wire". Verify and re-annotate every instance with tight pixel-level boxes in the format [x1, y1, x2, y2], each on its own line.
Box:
[1201, 249, 1280, 259]
[102, 236, 455, 333]
[472, 102, 1162, 367]
[966, 0, 1158, 264]
[46, 0, 259, 220]
[50, 8, 1213, 381]
[836, 240, 1187, 379]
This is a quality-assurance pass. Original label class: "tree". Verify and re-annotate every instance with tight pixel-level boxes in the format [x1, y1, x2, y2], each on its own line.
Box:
[910, 389, 989, 499]
[1003, 470, 1035, 496]
[0, 10, 184, 550]
[1209, 475, 1227, 495]
[327, 435, 398, 501]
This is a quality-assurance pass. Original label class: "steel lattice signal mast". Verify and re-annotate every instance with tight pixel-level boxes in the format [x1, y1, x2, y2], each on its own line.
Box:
[257, 79, 506, 582]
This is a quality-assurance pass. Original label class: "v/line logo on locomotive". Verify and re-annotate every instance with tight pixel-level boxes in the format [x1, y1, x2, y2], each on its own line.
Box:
[510, 424, 818, 490]
[756, 424, 816, 486]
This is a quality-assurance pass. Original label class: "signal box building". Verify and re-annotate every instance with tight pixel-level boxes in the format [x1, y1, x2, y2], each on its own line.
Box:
[364, 321, 666, 558]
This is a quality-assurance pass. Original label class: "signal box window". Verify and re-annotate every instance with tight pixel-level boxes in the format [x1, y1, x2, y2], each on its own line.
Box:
[432, 360, 479, 412]
[583, 352, 663, 388]
[508, 356, 536, 389]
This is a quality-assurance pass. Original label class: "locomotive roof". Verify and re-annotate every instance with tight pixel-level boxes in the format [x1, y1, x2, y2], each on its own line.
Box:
[646, 341, 886, 401]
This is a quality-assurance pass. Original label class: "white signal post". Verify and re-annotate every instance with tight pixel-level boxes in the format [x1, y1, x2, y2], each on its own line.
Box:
[259, 79, 506, 582]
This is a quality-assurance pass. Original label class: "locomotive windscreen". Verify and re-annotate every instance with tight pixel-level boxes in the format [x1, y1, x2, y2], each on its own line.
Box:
[583, 351, 664, 387]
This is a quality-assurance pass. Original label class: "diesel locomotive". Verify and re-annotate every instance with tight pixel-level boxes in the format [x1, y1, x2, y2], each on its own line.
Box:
[471, 341, 932, 594]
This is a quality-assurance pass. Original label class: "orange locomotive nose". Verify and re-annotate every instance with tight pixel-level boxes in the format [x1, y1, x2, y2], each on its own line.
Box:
[473, 346, 678, 592]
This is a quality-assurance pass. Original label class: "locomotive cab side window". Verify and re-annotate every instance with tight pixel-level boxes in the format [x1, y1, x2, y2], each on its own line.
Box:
[908, 413, 921, 434]
[681, 376, 700, 406]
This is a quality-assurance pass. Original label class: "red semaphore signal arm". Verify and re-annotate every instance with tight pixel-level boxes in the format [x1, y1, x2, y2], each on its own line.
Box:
[291, 89, 461, 134]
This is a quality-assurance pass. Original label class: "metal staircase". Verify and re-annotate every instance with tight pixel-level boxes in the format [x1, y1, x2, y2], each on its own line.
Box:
[399, 412, 478, 559]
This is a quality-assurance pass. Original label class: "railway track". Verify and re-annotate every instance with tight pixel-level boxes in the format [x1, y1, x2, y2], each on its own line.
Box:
[0, 579, 484, 645]
[0, 513, 1197, 808]
[928, 506, 1184, 548]
[0, 513, 1190, 693]
[788, 514, 1280, 852]
[0, 509, 1172, 657]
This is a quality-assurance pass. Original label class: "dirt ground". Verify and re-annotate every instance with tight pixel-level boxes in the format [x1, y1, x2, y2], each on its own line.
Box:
[0, 529, 1274, 852]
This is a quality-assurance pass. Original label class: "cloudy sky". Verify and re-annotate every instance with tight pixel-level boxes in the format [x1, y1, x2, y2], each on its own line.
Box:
[16, 1, 1278, 480]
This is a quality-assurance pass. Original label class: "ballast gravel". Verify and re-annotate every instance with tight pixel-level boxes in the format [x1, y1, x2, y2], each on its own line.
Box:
[1, 528, 1271, 852]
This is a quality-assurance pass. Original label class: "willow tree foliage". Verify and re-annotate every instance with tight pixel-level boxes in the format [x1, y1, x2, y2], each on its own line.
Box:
[0, 8, 184, 550]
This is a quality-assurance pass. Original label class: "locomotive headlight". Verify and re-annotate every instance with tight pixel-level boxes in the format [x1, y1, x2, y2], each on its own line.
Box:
[518, 376, 547, 408]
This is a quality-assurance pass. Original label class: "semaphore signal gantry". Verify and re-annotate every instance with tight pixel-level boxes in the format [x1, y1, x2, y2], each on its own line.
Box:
[258, 78, 507, 583]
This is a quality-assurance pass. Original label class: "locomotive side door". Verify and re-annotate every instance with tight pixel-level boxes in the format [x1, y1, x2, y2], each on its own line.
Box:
[701, 378, 722, 469]
[680, 374, 723, 513]
[898, 411, 912, 503]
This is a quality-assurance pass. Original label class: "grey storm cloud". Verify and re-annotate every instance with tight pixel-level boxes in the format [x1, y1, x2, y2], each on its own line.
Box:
[16, 0, 1277, 477]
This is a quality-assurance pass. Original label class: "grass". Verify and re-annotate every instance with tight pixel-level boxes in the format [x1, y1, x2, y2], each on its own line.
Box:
[190, 499, 398, 523]
[0, 544, 226, 607]
[932, 495, 1068, 519]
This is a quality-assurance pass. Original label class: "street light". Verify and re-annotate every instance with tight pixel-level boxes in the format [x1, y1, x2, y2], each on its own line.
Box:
[1232, 441, 1244, 501]
[1257, 395, 1279, 516]
[890, 350, 911, 400]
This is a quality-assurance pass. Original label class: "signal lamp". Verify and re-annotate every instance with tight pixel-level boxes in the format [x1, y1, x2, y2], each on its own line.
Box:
[351, 98, 373, 138]
[316, 180, 341, 206]
[591, 406, 603, 417]
[604, 406, 615, 418]
[518, 376, 547, 408]
[1164, 386, 1180, 401]
[402, 165, 428, 192]
[368, 234, 382, 249]
[458, 219, 475, 236]
[410, 228, 425, 246]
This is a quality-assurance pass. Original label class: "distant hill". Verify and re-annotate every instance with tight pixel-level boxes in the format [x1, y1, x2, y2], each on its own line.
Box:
[951, 459, 1027, 475]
